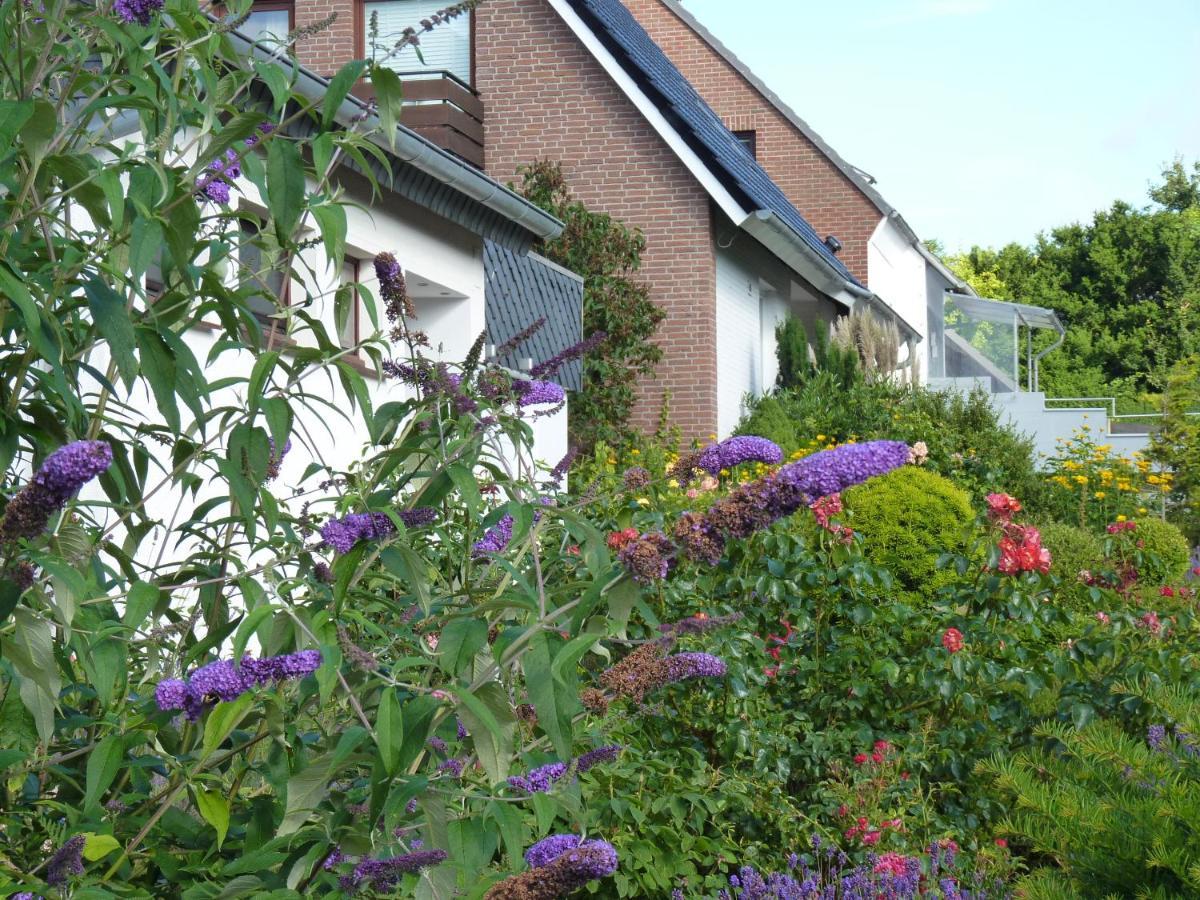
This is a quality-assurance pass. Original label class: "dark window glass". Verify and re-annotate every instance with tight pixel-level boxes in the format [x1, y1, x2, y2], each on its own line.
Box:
[733, 129, 757, 159]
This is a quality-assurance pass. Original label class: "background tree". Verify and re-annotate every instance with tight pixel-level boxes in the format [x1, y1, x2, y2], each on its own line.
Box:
[517, 161, 665, 451]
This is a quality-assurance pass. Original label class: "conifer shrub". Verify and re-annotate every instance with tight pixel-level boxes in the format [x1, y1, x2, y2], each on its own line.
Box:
[1129, 516, 1192, 584]
[842, 467, 976, 597]
[733, 394, 798, 451]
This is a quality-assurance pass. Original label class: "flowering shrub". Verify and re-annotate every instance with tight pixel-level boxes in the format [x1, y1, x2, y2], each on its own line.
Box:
[1043, 427, 1171, 529]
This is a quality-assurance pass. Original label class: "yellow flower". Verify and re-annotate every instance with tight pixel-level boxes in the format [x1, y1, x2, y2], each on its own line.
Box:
[719, 468, 730, 477]
[1147, 474, 1161, 485]
[606, 457, 617, 466]
[668, 479, 680, 489]
[1138, 507, 1148, 514]
[1116, 514, 1127, 522]
[635, 497, 650, 507]
[630, 448, 640, 456]
[1094, 491, 1106, 499]
[1073, 475, 1088, 485]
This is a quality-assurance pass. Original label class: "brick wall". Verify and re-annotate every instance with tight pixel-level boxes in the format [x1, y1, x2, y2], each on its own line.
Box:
[294, 0, 357, 76]
[622, 0, 881, 284]
[476, 0, 718, 438]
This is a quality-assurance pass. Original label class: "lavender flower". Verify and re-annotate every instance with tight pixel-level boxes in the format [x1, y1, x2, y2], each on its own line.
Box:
[529, 331, 607, 379]
[575, 744, 622, 773]
[323, 846, 344, 870]
[45, 835, 85, 887]
[266, 437, 292, 481]
[473, 514, 514, 555]
[456, 718, 469, 739]
[696, 436, 783, 474]
[112, 0, 162, 24]
[665, 652, 727, 681]
[399, 507, 438, 529]
[507, 762, 568, 795]
[346, 849, 448, 892]
[1148, 724, 1167, 752]
[1, 441, 113, 545]
[375, 251, 416, 325]
[514, 378, 566, 407]
[154, 651, 322, 720]
[320, 511, 396, 554]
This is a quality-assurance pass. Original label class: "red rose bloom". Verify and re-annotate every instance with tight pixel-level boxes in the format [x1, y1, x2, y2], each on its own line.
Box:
[942, 628, 965, 653]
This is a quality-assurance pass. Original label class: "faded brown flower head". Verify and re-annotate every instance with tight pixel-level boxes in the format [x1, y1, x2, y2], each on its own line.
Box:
[580, 687, 610, 715]
[337, 625, 379, 672]
[599, 642, 670, 703]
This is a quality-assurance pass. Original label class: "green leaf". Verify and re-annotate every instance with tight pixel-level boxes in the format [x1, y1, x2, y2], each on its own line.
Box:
[247, 351, 279, 415]
[202, 694, 254, 758]
[454, 683, 516, 787]
[0, 99, 34, 158]
[266, 137, 305, 244]
[195, 788, 231, 848]
[18, 100, 56, 162]
[261, 397, 292, 454]
[550, 631, 601, 687]
[311, 202, 347, 269]
[84, 736, 125, 814]
[377, 687, 403, 774]
[525, 633, 571, 758]
[437, 619, 488, 676]
[123, 581, 160, 631]
[129, 215, 164, 280]
[396, 695, 440, 772]
[253, 59, 292, 113]
[279, 753, 334, 835]
[82, 833, 121, 861]
[605, 577, 639, 638]
[135, 327, 179, 431]
[85, 277, 138, 388]
[1071, 702, 1095, 731]
[0, 262, 58, 362]
[322, 59, 368, 128]
[370, 66, 404, 149]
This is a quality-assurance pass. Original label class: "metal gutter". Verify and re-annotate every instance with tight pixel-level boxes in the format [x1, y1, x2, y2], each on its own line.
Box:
[224, 30, 564, 243]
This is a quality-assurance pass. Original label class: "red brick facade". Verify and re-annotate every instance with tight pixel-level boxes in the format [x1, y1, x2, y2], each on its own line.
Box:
[473, 0, 718, 437]
[621, 0, 881, 284]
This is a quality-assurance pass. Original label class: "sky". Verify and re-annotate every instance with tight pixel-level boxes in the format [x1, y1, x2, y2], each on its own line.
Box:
[679, 0, 1200, 252]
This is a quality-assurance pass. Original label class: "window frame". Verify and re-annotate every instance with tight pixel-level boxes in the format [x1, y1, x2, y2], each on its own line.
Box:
[355, 0, 475, 85]
[241, 0, 295, 48]
[733, 129, 757, 159]
[237, 213, 292, 333]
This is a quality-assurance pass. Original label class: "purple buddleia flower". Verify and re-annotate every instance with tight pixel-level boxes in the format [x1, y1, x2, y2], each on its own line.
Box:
[266, 438, 292, 481]
[323, 846, 344, 870]
[347, 849, 447, 892]
[375, 252, 416, 322]
[513, 378, 566, 407]
[428, 736, 448, 754]
[154, 651, 321, 721]
[1, 441, 113, 546]
[696, 436, 784, 474]
[622, 466, 651, 491]
[154, 679, 191, 713]
[244, 123, 276, 147]
[45, 835, 85, 887]
[575, 745, 622, 774]
[320, 511, 397, 554]
[12, 893, 44, 900]
[188, 660, 246, 703]
[473, 514, 514, 555]
[437, 758, 465, 777]
[529, 331, 607, 379]
[239, 650, 322, 685]
[197, 149, 241, 204]
[618, 532, 673, 583]
[399, 507, 437, 529]
[1175, 726, 1200, 757]
[524, 834, 588, 869]
[664, 652, 727, 682]
[508, 761, 569, 795]
[549, 446, 578, 482]
[112, 0, 162, 24]
[456, 718, 468, 739]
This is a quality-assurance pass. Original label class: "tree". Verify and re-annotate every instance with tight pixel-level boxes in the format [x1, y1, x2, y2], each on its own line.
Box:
[517, 161, 665, 451]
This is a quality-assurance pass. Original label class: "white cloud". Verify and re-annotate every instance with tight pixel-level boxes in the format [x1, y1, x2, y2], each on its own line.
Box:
[866, 0, 995, 28]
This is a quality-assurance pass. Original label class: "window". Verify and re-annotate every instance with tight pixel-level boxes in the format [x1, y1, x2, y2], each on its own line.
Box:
[238, 219, 288, 327]
[243, 1, 293, 47]
[733, 130, 757, 159]
[362, 0, 471, 84]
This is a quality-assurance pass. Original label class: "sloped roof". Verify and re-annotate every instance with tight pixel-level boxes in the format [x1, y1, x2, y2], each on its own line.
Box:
[484, 241, 585, 391]
[566, 0, 861, 288]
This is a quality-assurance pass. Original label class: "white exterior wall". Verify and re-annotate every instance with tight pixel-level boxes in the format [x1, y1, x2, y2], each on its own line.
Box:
[868, 217, 929, 376]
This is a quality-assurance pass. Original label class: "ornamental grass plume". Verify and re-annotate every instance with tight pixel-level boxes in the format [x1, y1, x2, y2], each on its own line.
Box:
[1, 440, 112, 545]
[155, 650, 322, 720]
[484, 835, 618, 900]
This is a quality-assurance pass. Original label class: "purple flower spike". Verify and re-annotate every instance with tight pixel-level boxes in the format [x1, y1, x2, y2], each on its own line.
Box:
[524, 834, 587, 869]
[112, 0, 162, 24]
[575, 745, 622, 774]
[320, 511, 397, 555]
[189, 660, 246, 703]
[154, 679, 191, 713]
[514, 378, 566, 407]
[665, 652, 727, 681]
[507, 762, 569, 795]
[45, 835, 86, 887]
[240, 649, 322, 685]
[347, 849, 448, 892]
[399, 507, 438, 529]
[697, 436, 783, 474]
[1, 441, 113, 545]
[473, 514, 514, 556]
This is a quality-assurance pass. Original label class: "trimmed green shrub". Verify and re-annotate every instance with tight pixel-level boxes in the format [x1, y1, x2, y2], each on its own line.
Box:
[842, 466, 976, 597]
[734, 394, 798, 450]
[1131, 516, 1192, 583]
[1040, 522, 1104, 583]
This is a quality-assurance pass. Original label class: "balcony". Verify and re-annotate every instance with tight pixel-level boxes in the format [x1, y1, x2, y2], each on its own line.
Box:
[353, 71, 484, 168]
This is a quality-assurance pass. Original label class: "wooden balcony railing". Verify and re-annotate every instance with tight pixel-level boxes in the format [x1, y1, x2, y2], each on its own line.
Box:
[352, 72, 484, 168]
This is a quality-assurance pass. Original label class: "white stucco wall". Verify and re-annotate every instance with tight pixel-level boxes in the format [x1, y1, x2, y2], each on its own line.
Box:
[714, 218, 840, 437]
[868, 217, 929, 376]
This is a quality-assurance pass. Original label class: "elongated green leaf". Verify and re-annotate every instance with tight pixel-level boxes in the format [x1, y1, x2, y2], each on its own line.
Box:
[123, 581, 160, 631]
[84, 736, 125, 814]
[396, 695, 440, 772]
[436, 619, 488, 676]
[0, 263, 58, 362]
[454, 683, 516, 787]
[0, 100, 34, 157]
[370, 66, 404, 150]
[377, 687, 403, 774]
[279, 753, 334, 835]
[195, 788, 231, 848]
[202, 694, 254, 758]
[311, 202, 347, 269]
[525, 633, 571, 758]
[81, 833, 121, 861]
[550, 631, 601, 687]
[134, 327, 179, 431]
[266, 137, 305, 243]
[85, 277, 137, 388]
[129, 216, 163, 280]
[322, 59, 368, 128]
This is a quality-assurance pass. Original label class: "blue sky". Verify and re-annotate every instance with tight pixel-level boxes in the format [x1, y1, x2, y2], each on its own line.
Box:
[680, 0, 1200, 251]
